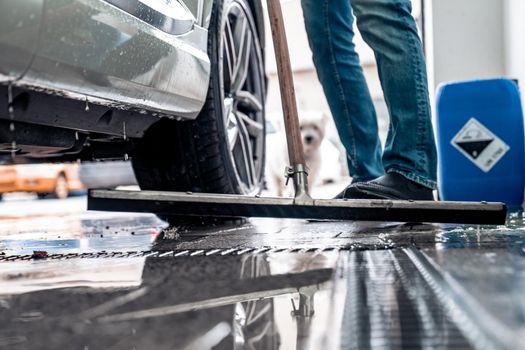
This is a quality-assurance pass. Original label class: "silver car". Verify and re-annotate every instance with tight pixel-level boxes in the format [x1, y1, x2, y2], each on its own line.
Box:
[0, 0, 266, 203]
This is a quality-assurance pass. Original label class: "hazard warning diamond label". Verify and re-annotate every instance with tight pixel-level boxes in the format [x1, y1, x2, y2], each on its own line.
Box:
[451, 118, 510, 173]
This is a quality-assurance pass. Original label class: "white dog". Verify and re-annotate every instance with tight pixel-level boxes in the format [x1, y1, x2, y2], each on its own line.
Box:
[266, 111, 329, 197]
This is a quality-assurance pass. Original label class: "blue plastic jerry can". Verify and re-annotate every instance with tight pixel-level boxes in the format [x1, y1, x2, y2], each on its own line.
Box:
[435, 78, 525, 208]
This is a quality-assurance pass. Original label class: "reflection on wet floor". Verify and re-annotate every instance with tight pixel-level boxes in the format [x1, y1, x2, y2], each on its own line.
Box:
[0, 213, 164, 255]
[0, 253, 340, 349]
[0, 204, 525, 349]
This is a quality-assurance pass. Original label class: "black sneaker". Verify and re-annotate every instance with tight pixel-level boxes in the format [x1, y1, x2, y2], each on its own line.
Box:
[335, 173, 434, 201]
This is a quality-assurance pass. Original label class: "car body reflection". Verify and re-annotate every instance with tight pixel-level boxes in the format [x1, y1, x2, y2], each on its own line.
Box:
[0, 252, 335, 350]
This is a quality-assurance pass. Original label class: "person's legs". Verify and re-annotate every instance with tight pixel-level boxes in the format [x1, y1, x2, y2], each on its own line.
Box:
[301, 0, 383, 182]
[352, 0, 437, 189]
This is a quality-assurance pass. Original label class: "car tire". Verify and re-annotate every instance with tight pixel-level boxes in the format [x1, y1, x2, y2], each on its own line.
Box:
[132, 0, 266, 224]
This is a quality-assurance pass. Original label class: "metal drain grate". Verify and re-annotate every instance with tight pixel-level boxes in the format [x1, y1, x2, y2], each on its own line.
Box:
[341, 248, 474, 350]
[0, 247, 344, 262]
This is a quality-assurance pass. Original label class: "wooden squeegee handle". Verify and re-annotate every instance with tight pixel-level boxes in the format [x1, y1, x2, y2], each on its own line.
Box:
[266, 0, 306, 166]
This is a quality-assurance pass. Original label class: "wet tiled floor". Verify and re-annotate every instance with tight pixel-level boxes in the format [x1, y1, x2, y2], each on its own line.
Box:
[0, 198, 524, 349]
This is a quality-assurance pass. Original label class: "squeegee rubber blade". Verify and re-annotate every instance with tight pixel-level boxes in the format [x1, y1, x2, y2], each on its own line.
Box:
[88, 190, 507, 225]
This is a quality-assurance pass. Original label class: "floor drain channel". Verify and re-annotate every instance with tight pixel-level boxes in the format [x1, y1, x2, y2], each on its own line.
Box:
[0, 247, 346, 262]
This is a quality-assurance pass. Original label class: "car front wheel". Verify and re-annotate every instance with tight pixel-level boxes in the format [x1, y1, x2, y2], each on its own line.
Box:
[132, 0, 266, 210]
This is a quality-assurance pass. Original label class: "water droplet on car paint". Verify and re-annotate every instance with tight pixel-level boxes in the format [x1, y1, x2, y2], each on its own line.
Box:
[124, 153, 129, 161]
[122, 122, 127, 140]
[85, 97, 90, 112]
[75, 132, 79, 140]
[7, 83, 13, 106]
[7, 85, 16, 158]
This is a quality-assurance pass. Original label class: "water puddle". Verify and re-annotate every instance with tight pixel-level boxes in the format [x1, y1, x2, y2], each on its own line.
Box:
[0, 252, 341, 350]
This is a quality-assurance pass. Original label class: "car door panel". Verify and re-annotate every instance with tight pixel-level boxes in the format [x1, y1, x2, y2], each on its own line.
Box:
[20, 0, 211, 119]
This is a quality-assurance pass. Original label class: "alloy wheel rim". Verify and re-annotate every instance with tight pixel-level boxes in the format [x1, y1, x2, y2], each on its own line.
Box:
[220, 0, 265, 195]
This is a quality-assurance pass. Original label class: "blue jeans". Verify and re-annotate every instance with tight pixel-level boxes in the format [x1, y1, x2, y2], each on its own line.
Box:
[301, 0, 437, 189]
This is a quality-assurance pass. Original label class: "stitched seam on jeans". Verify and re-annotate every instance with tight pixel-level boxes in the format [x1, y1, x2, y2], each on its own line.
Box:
[412, 29, 429, 172]
[399, 3, 429, 175]
[323, 0, 359, 172]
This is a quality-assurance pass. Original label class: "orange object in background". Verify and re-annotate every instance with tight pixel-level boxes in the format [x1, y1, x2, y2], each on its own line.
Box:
[0, 164, 84, 200]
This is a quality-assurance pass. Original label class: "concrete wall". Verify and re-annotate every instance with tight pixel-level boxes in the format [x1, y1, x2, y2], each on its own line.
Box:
[426, 0, 525, 107]
[263, 0, 376, 74]
[263, 0, 385, 117]
[504, 0, 525, 98]
[426, 0, 506, 91]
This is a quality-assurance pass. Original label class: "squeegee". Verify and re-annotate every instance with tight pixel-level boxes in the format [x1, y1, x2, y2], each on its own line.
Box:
[88, 0, 507, 225]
